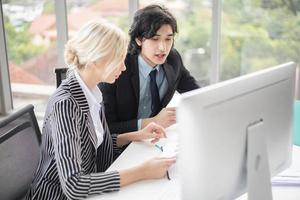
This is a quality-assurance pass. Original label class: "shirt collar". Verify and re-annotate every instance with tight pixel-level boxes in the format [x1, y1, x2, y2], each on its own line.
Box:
[74, 70, 103, 107]
[138, 54, 161, 79]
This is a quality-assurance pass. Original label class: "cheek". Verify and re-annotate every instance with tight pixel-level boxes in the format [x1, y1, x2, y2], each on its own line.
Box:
[142, 42, 155, 53]
[167, 42, 173, 50]
[144, 48, 155, 58]
[111, 67, 120, 77]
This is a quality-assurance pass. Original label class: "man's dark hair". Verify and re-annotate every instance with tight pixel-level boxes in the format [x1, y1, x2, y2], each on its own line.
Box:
[128, 4, 178, 55]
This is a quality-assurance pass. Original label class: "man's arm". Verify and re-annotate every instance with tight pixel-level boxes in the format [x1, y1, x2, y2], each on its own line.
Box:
[141, 107, 176, 129]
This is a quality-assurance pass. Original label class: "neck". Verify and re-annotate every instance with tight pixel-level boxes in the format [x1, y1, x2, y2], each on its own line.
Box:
[77, 69, 99, 90]
[140, 54, 156, 68]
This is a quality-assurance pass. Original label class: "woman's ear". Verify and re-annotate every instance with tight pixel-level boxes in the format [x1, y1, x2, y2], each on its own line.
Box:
[135, 38, 142, 46]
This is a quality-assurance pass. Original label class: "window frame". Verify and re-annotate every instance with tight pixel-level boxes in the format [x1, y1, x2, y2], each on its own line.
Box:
[0, 2, 13, 115]
[0, 0, 298, 116]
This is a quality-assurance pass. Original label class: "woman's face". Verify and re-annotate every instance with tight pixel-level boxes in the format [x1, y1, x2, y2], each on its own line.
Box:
[104, 60, 126, 83]
[92, 55, 126, 84]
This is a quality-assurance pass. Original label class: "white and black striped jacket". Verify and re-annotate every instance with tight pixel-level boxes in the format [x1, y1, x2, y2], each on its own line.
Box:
[26, 75, 121, 200]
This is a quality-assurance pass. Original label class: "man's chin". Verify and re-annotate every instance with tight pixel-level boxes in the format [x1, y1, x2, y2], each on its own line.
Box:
[154, 57, 167, 65]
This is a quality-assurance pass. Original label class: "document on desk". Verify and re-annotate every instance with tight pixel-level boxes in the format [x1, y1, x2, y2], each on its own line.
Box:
[272, 145, 300, 187]
[86, 124, 181, 200]
[159, 142, 179, 179]
[271, 166, 300, 186]
[155, 124, 180, 180]
[167, 91, 182, 108]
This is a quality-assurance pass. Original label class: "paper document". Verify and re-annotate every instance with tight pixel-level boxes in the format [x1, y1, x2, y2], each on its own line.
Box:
[271, 167, 300, 186]
[167, 92, 182, 108]
[160, 142, 179, 179]
[271, 145, 300, 187]
[272, 176, 300, 186]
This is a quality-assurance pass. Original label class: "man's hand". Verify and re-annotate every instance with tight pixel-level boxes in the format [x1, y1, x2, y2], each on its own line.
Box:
[153, 107, 176, 128]
[138, 122, 166, 143]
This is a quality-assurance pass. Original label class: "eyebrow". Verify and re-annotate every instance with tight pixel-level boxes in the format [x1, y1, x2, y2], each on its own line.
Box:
[154, 33, 174, 37]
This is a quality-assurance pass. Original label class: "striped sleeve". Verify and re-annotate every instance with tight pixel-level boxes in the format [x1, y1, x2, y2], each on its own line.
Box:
[111, 133, 122, 157]
[51, 99, 120, 200]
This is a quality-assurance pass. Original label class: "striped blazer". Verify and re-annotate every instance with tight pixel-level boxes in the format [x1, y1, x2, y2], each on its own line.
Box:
[26, 75, 121, 200]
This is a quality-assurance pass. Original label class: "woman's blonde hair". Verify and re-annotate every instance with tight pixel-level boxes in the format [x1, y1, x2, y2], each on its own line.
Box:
[64, 19, 128, 71]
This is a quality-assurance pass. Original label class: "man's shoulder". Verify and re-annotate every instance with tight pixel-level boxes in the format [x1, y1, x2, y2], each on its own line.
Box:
[166, 48, 183, 67]
[125, 53, 138, 68]
[168, 48, 181, 59]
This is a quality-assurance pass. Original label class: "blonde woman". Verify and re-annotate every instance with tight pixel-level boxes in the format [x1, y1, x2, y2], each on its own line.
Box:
[26, 20, 175, 200]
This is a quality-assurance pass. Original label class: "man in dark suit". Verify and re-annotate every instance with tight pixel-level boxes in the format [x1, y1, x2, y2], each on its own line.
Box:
[101, 5, 199, 134]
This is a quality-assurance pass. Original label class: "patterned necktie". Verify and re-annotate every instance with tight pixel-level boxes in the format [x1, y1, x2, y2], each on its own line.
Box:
[149, 69, 161, 117]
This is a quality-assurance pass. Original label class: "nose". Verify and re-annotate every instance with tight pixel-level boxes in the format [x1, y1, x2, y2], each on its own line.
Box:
[158, 41, 166, 51]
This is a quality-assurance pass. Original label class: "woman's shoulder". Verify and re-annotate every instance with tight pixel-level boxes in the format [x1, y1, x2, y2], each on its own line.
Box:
[47, 78, 80, 112]
[46, 90, 76, 115]
[51, 81, 74, 103]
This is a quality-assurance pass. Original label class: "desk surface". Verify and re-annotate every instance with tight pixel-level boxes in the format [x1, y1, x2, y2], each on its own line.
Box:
[88, 125, 300, 200]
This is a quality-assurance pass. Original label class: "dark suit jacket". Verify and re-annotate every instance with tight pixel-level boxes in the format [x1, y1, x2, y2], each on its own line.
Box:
[101, 48, 199, 134]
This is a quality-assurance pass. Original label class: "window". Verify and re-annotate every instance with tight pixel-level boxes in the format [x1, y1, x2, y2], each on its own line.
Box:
[220, 0, 300, 81]
[1, 0, 299, 117]
[67, 0, 129, 36]
[3, 0, 57, 120]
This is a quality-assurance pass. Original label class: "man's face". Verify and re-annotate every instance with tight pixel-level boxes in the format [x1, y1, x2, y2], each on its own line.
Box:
[136, 24, 174, 67]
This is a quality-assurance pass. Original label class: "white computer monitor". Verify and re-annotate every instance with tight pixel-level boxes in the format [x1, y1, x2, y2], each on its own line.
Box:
[178, 62, 296, 200]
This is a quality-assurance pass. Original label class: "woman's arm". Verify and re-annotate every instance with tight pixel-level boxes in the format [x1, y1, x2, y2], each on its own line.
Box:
[52, 99, 120, 199]
[114, 122, 176, 186]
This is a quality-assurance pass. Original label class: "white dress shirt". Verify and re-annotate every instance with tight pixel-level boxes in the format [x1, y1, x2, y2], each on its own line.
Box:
[137, 55, 168, 129]
[75, 71, 103, 147]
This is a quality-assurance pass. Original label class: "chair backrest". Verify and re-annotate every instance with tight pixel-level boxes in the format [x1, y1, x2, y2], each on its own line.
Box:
[0, 104, 41, 200]
[54, 67, 68, 88]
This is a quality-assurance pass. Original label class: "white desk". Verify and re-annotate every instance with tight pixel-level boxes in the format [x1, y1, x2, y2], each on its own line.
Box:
[88, 125, 300, 200]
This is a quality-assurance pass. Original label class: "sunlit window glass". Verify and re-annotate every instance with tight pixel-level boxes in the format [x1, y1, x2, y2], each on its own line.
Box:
[221, 0, 300, 81]
[3, 0, 57, 120]
[67, 0, 129, 37]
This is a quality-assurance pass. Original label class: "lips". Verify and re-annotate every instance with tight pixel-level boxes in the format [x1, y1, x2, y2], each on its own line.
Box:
[155, 54, 166, 59]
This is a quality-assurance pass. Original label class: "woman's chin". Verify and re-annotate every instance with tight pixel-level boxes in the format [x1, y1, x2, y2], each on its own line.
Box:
[108, 79, 116, 84]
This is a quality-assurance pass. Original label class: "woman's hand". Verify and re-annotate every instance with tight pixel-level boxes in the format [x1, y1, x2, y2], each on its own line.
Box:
[119, 156, 176, 187]
[138, 122, 166, 143]
[139, 157, 176, 180]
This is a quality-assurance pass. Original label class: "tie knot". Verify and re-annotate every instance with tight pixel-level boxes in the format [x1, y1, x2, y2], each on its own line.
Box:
[149, 69, 157, 81]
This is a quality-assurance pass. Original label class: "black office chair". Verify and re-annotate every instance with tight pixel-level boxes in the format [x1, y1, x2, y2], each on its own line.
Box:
[0, 104, 41, 200]
[54, 67, 68, 88]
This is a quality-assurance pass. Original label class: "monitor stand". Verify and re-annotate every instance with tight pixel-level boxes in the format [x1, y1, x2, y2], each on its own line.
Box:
[246, 119, 273, 200]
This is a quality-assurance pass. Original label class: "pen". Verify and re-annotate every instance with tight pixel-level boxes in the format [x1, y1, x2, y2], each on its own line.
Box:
[155, 144, 163, 151]
[154, 144, 171, 180]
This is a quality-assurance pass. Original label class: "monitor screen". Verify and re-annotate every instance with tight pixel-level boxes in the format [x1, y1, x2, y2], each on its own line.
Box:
[178, 62, 296, 200]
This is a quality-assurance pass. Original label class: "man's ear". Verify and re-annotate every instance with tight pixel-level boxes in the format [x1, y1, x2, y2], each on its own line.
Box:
[135, 38, 142, 46]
